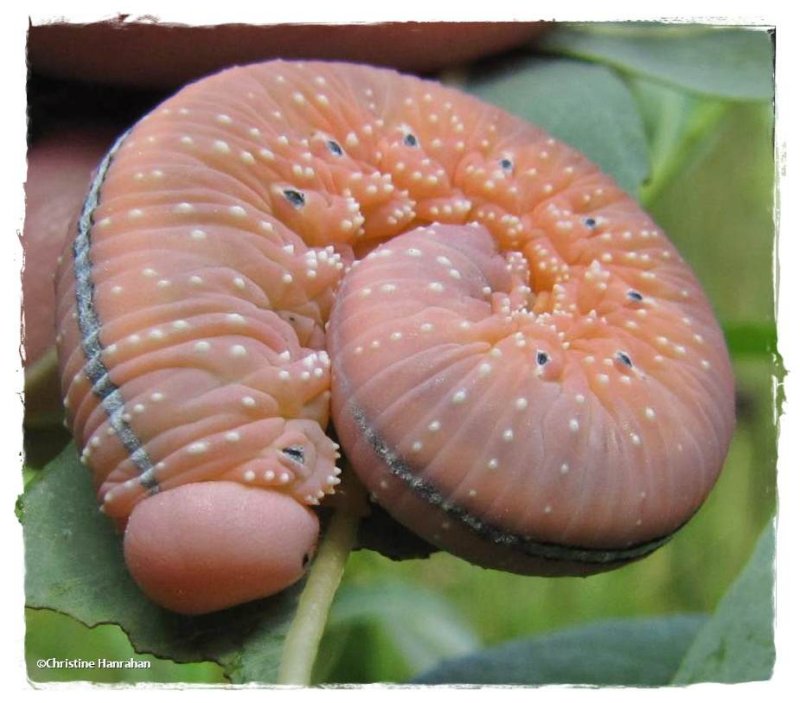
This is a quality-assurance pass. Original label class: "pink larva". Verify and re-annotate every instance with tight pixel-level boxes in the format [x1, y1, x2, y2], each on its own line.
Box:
[55, 60, 735, 613]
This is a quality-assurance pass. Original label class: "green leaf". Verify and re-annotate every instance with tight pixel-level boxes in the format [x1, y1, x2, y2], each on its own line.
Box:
[629, 77, 729, 206]
[22, 443, 302, 684]
[319, 582, 479, 682]
[540, 24, 775, 101]
[723, 321, 779, 358]
[467, 57, 649, 197]
[672, 521, 775, 683]
[413, 614, 706, 685]
[26, 608, 225, 684]
[645, 102, 775, 325]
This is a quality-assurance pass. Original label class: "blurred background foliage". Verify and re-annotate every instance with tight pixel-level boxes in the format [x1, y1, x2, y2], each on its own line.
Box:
[23, 22, 777, 685]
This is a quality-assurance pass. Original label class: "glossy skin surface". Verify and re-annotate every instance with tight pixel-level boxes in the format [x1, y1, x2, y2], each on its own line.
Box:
[56, 60, 735, 612]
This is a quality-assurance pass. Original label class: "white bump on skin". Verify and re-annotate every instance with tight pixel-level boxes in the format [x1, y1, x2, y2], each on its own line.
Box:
[187, 441, 209, 455]
[452, 390, 467, 404]
[194, 341, 211, 353]
[225, 431, 241, 443]
[242, 396, 256, 407]
[569, 418, 580, 432]
[230, 345, 247, 358]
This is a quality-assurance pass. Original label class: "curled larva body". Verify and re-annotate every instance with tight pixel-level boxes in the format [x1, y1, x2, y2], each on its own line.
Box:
[56, 60, 735, 613]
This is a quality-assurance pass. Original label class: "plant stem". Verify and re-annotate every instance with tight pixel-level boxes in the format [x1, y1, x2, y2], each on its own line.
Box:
[277, 469, 366, 685]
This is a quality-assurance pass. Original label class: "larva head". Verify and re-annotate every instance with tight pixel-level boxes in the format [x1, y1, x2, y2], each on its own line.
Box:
[123, 481, 318, 615]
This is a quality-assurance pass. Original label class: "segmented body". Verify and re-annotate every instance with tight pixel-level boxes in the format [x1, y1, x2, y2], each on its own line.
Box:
[56, 60, 734, 572]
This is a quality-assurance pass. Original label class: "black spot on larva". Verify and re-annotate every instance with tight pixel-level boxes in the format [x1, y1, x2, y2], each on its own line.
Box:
[282, 446, 306, 465]
[536, 350, 550, 365]
[326, 139, 343, 157]
[301, 551, 311, 568]
[283, 189, 306, 208]
[403, 132, 419, 148]
[583, 217, 597, 229]
[499, 157, 514, 174]
[616, 351, 633, 368]
[627, 289, 644, 302]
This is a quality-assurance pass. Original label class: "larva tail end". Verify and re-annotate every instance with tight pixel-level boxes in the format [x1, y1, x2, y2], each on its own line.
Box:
[123, 481, 319, 615]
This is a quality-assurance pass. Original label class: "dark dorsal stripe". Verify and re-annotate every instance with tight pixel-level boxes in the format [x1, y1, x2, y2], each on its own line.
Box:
[73, 129, 158, 492]
[348, 400, 676, 566]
